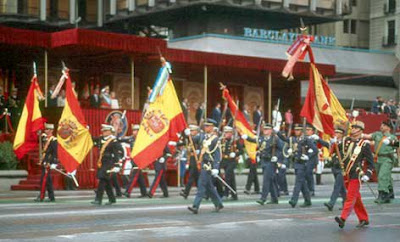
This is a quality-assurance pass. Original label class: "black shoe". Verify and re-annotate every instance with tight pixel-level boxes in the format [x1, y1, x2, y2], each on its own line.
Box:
[180, 191, 188, 199]
[389, 188, 395, 199]
[256, 199, 266, 205]
[267, 200, 279, 204]
[244, 190, 251, 195]
[300, 201, 312, 207]
[288, 200, 296, 208]
[123, 192, 130, 198]
[91, 201, 101, 205]
[215, 204, 224, 212]
[324, 202, 333, 211]
[147, 193, 153, 198]
[335, 217, 345, 228]
[105, 201, 116, 205]
[188, 206, 198, 214]
[356, 220, 369, 228]
[44, 198, 55, 202]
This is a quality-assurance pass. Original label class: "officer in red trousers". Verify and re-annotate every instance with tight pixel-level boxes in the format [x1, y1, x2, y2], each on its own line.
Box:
[335, 121, 375, 229]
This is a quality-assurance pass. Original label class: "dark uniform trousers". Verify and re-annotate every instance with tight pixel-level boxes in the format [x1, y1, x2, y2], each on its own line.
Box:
[260, 161, 278, 201]
[291, 163, 311, 204]
[305, 158, 316, 193]
[125, 169, 147, 196]
[245, 159, 260, 193]
[183, 157, 199, 195]
[222, 159, 237, 198]
[39, 166, 55, 201]
[277, 162, 288, 193]
[193, 169, 223, 209]
[328, 167, 347, 207]
[97, 176, 116, 203]
[149, 161, 168, 197]
[111, 173, 122, 196]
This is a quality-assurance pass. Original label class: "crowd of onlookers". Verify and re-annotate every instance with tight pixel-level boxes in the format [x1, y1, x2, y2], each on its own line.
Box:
[371, 96, 399, 120]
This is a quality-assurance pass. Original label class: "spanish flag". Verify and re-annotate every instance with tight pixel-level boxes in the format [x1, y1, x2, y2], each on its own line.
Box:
[131, 59, 186, 169]
[222, 87, 257, 164]
[57, 70, 93, 172]
[13, 75, 45, 159]
[301, 63, 347, 136]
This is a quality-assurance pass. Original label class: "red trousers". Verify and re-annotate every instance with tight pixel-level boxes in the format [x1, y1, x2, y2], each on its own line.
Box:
[340, 179, 369, 222]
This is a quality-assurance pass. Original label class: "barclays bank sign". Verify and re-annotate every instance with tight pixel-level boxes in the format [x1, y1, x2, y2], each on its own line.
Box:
[243, 27, 336, 46]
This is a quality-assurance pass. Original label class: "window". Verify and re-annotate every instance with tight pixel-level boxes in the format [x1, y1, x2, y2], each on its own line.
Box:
[343, 19, 349, 33]
[388, 0, 396, 13]
[351, 0, 357, 6]
[388, 20, 396, 45]
[350, 20, 357, 34]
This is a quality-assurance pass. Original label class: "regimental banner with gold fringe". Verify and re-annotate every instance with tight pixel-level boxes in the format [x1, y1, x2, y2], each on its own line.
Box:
[222, 87, 257, 164]
[131, 60, 186, 169]
[13, 75, 45, 159]
[57, 70, 93, 172]
[301, 63, 348, 136]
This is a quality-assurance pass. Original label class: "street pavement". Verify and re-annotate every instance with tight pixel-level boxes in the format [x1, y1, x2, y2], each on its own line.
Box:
[0, 182, 400, 242]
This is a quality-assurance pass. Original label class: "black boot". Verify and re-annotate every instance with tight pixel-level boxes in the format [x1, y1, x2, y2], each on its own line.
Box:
[324, 202, 333, 211]
[335, 217, 345, 228]
[381, 192, 391, 204]
[389, 188, 395, 199]
[316, 174, 322, 185]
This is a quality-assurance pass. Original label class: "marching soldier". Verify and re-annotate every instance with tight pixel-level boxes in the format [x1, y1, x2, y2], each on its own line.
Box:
[242, 123, 283, 205]
[335, 121, 374, 229]
[147, 146, 172, 198]
[305, 124, 318, 196]
[180, 125, 203, 199]
[277, 123, 318, 208]
[362, 120, 397, 203]
[244, 131, 260, 195]
[91, 124, 124, 205]
[323, 126, 347, 211]
[220, 126, 241, 200]
[122, 124, 147, 198]
[188, 118, 223, 214]
[34, 123, 58, 202]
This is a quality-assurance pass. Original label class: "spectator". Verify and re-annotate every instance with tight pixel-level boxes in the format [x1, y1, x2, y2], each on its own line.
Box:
[243, 104, 250, 123]
[272, 104, 282, 130]
[253, 105, 262, 127]
[90, 86, 101, 108]
[389, 99, 397, 119]
[285, 108, 293, 126]
[47, 84, 58, 107]
[110, 91, 119, 109]
[100, 85, 111, 109]
[196, 102, 204, 125]
[211, 103, 222, 126]
[57, 89, 66, 107]
[371, 96, 383, 114]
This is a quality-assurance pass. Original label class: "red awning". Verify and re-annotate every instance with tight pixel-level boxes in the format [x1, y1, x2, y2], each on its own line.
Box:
[0, 25, 335, 75]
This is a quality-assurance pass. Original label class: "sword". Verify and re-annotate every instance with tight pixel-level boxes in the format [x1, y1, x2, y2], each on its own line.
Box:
[214, 174, 237, 195]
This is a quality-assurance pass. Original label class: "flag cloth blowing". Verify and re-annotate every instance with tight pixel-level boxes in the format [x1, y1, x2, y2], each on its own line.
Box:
[131, 61, 186, 169]
[13, 75, 46, 159]
[300, 63, 347, 136]
[222, 88, 257, 164]
[57, 71, 93, 173]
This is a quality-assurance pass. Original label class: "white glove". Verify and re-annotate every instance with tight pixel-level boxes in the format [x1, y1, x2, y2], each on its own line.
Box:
[301, 154, 309, 161]
[287, 148, 293, 155]
[271, 156, 278, 162]
[361, 175, 369, 182]
[308, 148, 313, 154]
[281, 164, 287, 169]
[211, 169, 219, 177]
[113, 167, 120, 173]
[168, 141, 177, 146]
[229, 152, 236, 158]
[256, 156, 260, 163]
[310, 134, 319, 141]
[196, 150, 200, 155]
[241, 134, 248, 140]
[185, 164, 189, 169]
[50, 164, 57, 170]
[330, 137, 337, 144]
[273, 127, 280, 133]
[159, 157, 165, 163]
[184, 128, 190, 136]
[383, 138, 390, 145]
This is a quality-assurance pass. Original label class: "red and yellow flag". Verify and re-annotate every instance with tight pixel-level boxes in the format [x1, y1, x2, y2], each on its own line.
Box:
[301, 63, 347, 136]
[13, 75, 45, 159]
[57, 71, 93, 172]
[131, 63, 186, 169]
[222, 88, 257, 164]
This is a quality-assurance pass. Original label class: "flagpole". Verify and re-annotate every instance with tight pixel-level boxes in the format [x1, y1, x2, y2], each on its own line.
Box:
[131, 59, 135, 110]
[44, 50, 48, 108]
[204, 65, 208, 120]
[268, 72, 272, 124]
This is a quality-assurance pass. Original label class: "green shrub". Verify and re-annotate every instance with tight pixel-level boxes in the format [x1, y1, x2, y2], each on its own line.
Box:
[0, 141, 18, 170]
